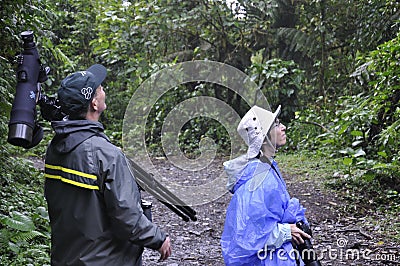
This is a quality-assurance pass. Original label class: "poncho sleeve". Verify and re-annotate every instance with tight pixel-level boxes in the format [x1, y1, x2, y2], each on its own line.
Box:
[282, 197, 308, 224]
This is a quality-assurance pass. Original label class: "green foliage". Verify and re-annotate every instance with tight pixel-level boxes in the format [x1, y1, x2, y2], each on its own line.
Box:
[0, 211, 48, 245]
[0, 157, 50, 265]
[356, 32, 400, 184]
[248, 57, 306, 121]
[0, 3, 54, 261]
[280, 152, 400, 241]
[290, 32, 400, 190]
[88, 0, 255, 150]
[1, 0, 400, 261]
[0, 211, 50, 265]
[278, 0, 399, 102]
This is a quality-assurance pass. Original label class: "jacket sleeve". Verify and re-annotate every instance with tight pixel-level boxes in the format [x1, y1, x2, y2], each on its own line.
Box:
[99, 148, 166, 250]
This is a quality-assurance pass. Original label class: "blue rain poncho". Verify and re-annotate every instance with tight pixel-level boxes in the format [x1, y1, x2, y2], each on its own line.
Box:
[221, 157, 307, 265]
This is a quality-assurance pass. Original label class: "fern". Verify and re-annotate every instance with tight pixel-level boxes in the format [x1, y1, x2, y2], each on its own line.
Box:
[0, 228, 11, 247]
[0, 211, 48, 257]
[277, 27, 318, 58]
[12, 230, 46, 243]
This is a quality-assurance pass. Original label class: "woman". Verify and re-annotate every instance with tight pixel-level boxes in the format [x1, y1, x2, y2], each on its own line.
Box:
[221, 105, 310, 265]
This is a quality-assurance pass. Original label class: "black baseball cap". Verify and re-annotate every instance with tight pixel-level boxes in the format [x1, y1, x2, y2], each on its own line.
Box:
[58, 64, 107, 119]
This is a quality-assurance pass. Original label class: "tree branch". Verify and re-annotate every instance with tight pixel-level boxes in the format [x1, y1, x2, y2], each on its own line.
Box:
[296, 121, 331, 132]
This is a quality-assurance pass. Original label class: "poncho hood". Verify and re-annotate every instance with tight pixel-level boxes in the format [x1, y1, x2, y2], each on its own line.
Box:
[224, 155, 273, 193]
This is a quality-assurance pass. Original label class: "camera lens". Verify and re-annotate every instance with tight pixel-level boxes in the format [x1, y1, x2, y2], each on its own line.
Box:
[21, 31, 34, 42]
[8, 30, 40, 148]
[20, 31, 35, 49]
[8, 123, 33, 147]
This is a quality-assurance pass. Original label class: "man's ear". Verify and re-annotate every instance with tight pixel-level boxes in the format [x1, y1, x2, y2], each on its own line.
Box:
[89, 97, 98, 112]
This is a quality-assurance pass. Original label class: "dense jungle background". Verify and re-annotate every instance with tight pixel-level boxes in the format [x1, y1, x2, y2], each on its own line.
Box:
[0, 0, 399, 265]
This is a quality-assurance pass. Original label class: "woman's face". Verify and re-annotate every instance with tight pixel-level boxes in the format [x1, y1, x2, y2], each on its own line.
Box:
[269, 118, 287, 148]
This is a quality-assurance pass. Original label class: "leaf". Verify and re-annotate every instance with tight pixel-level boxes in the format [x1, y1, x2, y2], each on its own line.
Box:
[343, 157, 353, 166]
[377, 151, 387, 158]
[350, 130, 364, 137]
[5, 212, 35, 232]
[337, 123, 350, 135]
[372, 163, 389, 169]
[339, 147, 354, 154]
[352, 140, 363, 147]
[362, 172, 375, 182]
[353, 148, 366, 157]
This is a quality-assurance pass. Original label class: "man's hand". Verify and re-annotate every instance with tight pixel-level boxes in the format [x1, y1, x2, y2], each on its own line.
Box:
[158, 236, 172, 261]
[290, 224, 311, 245]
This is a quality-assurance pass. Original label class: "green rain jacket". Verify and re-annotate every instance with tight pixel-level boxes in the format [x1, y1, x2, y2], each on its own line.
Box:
[44, 120, 166, 265]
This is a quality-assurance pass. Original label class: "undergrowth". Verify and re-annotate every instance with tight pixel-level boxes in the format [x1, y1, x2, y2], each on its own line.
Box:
[278, 151, 400, 242]
[0, 149, 50, 266]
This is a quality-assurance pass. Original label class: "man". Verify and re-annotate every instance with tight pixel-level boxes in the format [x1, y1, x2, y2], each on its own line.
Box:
[221, 105, 311, 265]
[44, 64, 171, 265]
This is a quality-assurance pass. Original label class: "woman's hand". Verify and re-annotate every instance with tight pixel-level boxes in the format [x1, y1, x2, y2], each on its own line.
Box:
[289, 224, 311, 245]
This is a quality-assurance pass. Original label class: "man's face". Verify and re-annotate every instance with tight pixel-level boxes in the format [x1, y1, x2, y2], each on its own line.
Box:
[93, 85, 107, 113]
[269, 118, 287, 148]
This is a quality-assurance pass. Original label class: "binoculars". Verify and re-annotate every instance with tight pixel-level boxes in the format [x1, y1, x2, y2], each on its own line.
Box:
[295, 221, 322, 266]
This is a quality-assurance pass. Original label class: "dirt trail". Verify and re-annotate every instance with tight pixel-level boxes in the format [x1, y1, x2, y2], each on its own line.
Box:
[139, 157, 399, 266]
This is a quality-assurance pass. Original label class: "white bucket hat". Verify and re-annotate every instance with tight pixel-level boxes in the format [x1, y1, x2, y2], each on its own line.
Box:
[237, 105, 281, 159]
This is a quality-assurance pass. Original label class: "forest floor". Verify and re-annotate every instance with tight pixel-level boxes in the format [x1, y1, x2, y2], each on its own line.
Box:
[141, 154, 400, 266]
